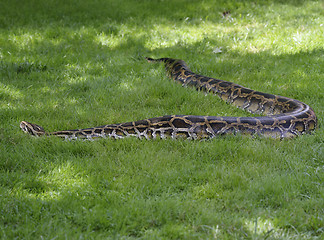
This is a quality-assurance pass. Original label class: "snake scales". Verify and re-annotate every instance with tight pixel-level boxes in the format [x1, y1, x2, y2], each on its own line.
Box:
[20, 58, 317, 139]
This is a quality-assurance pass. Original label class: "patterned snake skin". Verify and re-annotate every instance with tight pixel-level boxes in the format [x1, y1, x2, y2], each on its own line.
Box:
[20, 58, 317, 140]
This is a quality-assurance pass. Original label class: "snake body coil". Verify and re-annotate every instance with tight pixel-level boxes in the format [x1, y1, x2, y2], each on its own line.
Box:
[20, 58, 317, 139]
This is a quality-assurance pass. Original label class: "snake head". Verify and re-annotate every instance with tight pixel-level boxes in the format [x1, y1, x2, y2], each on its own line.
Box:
[20, 121, 46, 136]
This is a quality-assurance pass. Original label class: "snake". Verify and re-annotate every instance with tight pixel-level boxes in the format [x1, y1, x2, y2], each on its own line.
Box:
[20, 58, 317, 140]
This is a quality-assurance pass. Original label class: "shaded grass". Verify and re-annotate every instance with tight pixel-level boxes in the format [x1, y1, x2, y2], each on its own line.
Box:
[1, 0, 323, 239]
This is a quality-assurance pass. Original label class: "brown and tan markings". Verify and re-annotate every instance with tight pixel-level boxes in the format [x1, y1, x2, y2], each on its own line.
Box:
[20, 58, 317, 140]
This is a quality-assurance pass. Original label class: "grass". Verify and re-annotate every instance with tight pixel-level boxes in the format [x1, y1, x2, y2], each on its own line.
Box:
[0, 0, 323, 239]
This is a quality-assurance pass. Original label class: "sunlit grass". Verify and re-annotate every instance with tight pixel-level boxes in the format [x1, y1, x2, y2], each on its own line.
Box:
[0, 0, 323, 239]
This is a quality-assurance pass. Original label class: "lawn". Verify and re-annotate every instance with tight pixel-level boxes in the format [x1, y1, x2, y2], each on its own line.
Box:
[0, 0, 323, 239]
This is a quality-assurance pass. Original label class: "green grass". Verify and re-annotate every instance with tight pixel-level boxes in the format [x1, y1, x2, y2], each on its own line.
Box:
[0, 0, 323, 239]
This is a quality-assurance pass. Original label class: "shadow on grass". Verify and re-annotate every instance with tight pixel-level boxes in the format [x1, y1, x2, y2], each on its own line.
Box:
[1, 39, 322, 123]
[1, 0, 318, 29]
